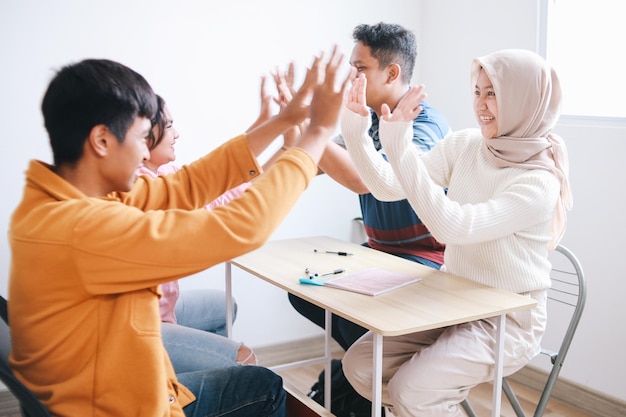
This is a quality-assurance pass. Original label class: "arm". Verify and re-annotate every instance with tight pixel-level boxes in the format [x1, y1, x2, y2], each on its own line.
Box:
[84, 46, 355, 293]
[317, 72, 371, 194]
[206, 182, 252, 210]
[379, 89, 560, 245]
[317, 141, 370, 194]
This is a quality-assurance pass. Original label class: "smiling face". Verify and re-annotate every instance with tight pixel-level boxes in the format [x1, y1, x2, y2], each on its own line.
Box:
[108, 117, 152, 192]
[144, 104, 179, 172]
[474, 68, 499, 139]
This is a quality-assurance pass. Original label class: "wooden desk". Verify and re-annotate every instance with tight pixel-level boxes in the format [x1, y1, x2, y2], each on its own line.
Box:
[225, 236, 536, 417]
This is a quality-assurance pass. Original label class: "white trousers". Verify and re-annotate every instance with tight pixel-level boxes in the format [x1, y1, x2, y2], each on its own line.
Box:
[342, 290, 547, 417]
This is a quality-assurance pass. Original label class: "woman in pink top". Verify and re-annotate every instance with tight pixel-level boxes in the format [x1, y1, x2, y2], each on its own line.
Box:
[138, 94, 255, 370]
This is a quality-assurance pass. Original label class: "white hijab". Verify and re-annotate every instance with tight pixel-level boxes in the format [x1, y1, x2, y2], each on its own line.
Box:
[472, 49, 573, 250]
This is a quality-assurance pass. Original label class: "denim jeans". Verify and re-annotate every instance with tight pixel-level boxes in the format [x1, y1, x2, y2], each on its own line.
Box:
[178, 366, 286, 417]
[175, 289, 237, 336]
[162, 289, 241, 373]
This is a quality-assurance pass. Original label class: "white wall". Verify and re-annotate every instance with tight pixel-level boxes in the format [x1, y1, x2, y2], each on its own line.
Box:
[1, 0, 624, 405]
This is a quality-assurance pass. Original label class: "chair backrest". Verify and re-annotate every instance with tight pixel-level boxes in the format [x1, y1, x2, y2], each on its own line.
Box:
[0, 295, 51, 417]
[527, 244, 587, 416]
[461, 243, 587, 417]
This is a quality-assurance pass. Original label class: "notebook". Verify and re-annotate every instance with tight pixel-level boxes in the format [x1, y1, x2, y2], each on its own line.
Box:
[299, 267, 421, 296]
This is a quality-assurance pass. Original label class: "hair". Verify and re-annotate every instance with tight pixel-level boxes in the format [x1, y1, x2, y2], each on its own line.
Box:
[352, 22, 417, 84]
[41, 59, 157, 166]
[147, 94, 167, 150]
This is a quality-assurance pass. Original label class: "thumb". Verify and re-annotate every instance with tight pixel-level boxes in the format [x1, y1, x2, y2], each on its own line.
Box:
[380, 103, 392, 120]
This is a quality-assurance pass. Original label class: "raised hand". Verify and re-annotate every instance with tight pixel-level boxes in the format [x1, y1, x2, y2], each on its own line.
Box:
[272, 62, 296, 110]
[307, 45, 355, 131]
[380, 84, 427, 122]
[277, 53, 324, 127]
[287, 45, 355, 163]
[272, 62, 306, 148]
[346, 73, 370, 117]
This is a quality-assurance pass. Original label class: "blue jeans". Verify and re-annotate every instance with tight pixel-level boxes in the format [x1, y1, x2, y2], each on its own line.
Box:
[175, 289, 236, 336]
[178, 366, 286, 417]
[162, 289, 241, 373]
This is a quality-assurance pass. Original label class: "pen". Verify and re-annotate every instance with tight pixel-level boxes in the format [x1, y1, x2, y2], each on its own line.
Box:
[314, 268, 345, 277]
[314, 249, 354, 256]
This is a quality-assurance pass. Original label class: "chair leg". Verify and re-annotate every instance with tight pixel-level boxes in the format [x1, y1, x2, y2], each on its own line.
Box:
[503, 378, 527, 417]
[460, 398, 478, 417]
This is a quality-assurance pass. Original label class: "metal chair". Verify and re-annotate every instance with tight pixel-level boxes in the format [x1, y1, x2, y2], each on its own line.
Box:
[0, 295, 51, 417]
[461, 244, 587, 417]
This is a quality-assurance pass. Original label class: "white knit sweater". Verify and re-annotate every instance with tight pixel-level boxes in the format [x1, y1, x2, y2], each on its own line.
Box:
[341, 110, 561, 293]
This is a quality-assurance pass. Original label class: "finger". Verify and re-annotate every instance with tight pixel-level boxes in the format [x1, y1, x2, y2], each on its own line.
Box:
[303, 52, 324, 88]
[381, 103, 392, 120]
[279, 86, 293, 102]
[347, 74, 364, 104]
[286, 62, 295, 88]
[348, 74, 360, 103]
[259, 75, 268, 99]
[358, 74, 367, 104]
[271, 67, 281, 85]
[325, 45, 344, 87]
[327, 44, 343, 70]
[409, 84, 427, 103]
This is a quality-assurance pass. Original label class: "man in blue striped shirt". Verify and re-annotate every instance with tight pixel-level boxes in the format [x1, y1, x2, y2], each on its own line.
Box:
[289, 22, 451, 351]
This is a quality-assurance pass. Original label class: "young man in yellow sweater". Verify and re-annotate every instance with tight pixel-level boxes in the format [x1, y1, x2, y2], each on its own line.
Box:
[8, 47, 352, 417]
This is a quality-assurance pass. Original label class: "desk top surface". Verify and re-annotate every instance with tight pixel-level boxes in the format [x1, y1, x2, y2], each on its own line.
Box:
[231, 236, 537, 336]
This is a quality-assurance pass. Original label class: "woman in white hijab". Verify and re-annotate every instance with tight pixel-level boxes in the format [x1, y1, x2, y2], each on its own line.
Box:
[340, 49, 572, 417]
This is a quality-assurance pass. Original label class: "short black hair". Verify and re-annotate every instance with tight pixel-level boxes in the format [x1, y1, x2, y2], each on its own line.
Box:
[41, 59, 157, 166]
[353, 22, 417, 83]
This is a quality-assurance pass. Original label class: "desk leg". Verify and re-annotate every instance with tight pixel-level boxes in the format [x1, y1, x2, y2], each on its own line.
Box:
[324, 309, 332, 410]
[225, 262, 233, 339]
[372, 333, 383, 417]
[491, 314, 506, 417]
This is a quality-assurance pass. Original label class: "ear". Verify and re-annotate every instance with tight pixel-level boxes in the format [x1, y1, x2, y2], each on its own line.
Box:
[86, 125, 112, 157]
[386, 63, 401, 84]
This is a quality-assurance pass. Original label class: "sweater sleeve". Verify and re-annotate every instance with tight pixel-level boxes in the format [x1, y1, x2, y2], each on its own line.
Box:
[379, 120, 561, 245]
[124, 135, 261, 211]
[73, 144, 318, 294]
[340, 109, 406, 201]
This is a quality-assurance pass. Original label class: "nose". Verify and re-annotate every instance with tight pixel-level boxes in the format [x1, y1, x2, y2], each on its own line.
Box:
[475, 95, 487, 111]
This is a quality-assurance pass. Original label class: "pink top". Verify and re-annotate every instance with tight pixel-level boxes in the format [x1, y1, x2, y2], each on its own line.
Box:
[136, 163, 251, 323]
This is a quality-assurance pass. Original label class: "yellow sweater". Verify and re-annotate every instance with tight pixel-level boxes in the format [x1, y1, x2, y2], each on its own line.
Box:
[8, 135, 317, 417]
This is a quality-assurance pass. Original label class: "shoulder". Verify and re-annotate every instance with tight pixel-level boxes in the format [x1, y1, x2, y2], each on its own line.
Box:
[414, 101, 451, 134]
[432, 128, 482, 151]
[409, 101, 452, 151]
[136, 166, 156, 178]
[445, 128, 482, 143]
[156, 164, 179, 176]
[515, 166, 561, 189]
